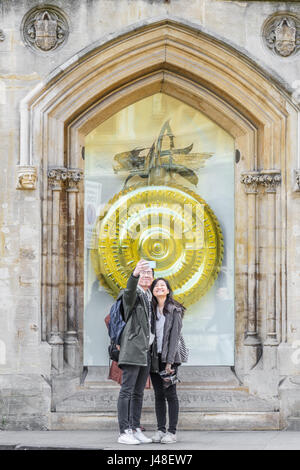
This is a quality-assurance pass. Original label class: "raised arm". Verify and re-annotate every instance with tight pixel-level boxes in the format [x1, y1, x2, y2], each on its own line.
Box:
[122, 259, 151, 321]
[122, 273, 139, 321]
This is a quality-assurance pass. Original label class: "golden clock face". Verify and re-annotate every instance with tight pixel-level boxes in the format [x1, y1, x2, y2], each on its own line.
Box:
[91, 184, 223, 307]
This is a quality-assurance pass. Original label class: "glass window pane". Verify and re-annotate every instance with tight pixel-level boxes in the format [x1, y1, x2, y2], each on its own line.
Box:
[84, 93, 234, 366]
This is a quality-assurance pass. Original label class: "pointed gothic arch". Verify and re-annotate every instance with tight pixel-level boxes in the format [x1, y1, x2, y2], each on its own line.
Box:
[18, 18, 298, 383]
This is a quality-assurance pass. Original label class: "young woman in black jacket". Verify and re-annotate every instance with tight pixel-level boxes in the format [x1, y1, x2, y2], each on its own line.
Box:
[150, 277, 185, 444]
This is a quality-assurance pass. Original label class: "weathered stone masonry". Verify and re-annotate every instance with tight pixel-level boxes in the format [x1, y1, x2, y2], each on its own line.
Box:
[0, 0, 300, 430]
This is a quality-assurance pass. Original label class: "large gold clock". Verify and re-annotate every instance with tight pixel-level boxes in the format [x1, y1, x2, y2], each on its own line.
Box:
[91, 183, 223, 307]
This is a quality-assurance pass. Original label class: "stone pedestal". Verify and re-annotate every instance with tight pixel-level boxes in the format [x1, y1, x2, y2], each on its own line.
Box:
[0, 375, 51, 430]
[279, 376, 300, 425]
[50, 366, 281, 430]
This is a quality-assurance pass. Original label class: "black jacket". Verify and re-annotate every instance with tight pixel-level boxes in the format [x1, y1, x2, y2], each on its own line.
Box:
[118, 274, 156, 369]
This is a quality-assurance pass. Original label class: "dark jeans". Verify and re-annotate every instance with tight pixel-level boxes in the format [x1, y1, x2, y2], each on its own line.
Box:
[117, 353, 150, 434]
[150, 354, 179, 435]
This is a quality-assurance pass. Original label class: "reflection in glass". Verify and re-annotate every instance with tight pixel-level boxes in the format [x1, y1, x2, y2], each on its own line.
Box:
[84, 94, 234, 366]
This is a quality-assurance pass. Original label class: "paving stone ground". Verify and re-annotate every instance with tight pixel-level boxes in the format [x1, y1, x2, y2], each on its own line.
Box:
[0, 430, 300, 450]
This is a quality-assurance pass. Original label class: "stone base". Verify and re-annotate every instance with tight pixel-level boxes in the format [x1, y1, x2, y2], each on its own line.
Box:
[51, 366, 281, 430]
[54, 366, 279, 414]
[0, 367, 284, 430]
[279, 375, 300, 424]
[50, 410, 281, 431]
[0, 414, 50, 431]
[0, 374, 51, 430]
[287, 416, 300, 431]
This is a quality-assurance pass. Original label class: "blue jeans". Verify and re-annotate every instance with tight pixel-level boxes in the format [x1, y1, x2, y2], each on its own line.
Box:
[117, 353, 150, 434]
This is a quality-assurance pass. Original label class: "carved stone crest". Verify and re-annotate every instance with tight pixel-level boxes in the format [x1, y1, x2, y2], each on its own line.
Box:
[263, 14, 300, 57]
[34, 11, 58, 51]
[274, 17, 296, 57]
[22, 6, 68, 53]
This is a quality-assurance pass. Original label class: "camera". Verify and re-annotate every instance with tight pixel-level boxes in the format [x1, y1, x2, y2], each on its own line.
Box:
[159, 369, 181, 388]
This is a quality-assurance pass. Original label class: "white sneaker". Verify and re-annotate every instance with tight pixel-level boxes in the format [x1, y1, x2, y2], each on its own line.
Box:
[133, 428, 152, 443]
[118, 429, 141, 445]
[161, 432, 177, 444]
[151, 430, 167, 443]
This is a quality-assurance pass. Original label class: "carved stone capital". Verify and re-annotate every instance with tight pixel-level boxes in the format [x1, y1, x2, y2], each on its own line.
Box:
[240, 172, 260, 194]
[294, 170, 300, 192]
[48, 167, 83, 191]
[48, 167, 66, 190]
[16, 165, 37, 190]
[241, 170, 281, 194]
[66, 169, 84, 192]
[258, 171, 281, 193]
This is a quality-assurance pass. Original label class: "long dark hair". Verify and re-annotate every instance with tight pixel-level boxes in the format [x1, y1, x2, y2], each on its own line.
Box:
[150, 277, 185, 319]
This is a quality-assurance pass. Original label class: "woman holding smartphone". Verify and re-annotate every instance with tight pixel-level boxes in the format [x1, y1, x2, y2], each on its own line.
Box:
[150, 277, 185, 444]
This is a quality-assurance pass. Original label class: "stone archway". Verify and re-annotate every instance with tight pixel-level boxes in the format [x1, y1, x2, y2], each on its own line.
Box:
[18, 18, 298, 428]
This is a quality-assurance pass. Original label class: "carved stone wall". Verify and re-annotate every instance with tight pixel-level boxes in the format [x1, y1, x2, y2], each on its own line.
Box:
[0, 0, 300, 430]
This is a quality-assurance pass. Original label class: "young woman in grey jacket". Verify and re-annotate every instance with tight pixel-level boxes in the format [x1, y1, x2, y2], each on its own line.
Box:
[150, 277, 185, 444]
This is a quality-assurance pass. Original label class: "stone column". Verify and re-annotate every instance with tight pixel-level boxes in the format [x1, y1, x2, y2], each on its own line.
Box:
[241, 170, 281, 372]
[241, 172, 261, 370]
[260, 171, 281, 368]
[48, 169, 65, 373]
[64, 169, 83, 370]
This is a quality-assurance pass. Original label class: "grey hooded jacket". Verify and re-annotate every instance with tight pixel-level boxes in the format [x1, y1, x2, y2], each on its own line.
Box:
[160, 303, 183, 365]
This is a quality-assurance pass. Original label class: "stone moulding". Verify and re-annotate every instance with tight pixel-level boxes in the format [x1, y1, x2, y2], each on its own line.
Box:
[16, 165, 37, 190]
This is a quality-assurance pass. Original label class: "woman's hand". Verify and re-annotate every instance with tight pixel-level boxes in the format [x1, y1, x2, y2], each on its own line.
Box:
[165, 363, 174, 374]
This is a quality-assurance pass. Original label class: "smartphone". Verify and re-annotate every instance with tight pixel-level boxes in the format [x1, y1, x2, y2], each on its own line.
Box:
[148, 261, 156, 269]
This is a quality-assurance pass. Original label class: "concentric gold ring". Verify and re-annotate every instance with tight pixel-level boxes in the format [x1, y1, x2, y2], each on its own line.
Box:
[90, 184, 223, 307]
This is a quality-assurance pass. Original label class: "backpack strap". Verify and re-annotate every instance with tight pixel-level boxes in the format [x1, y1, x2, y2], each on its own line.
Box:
[117, 290, 136, 323]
